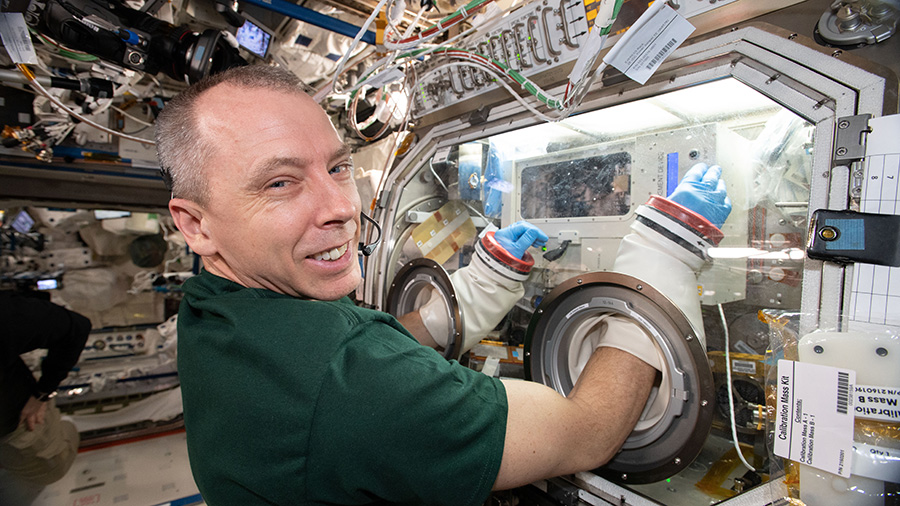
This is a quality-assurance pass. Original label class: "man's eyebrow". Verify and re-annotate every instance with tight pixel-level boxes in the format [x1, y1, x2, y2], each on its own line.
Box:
[244, 145, 353, 189]
[245, 156, 305, 189]
[333, 143, 352, 162]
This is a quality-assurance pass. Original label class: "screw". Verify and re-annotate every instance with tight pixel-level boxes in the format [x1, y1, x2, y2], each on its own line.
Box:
[701, 400, 708, 406]
[636, 284, 643, 291]
[621, 474, 628, 481]
[837, 147, 848, 156]
[814, 345, 824, 354]
[838, 120, 850, 129]
[674, 458, 682, 465]
[876, 347, 888, 357]
[788, 33, 798, 40]
[832, 50, 843, 57]
[686, 335, 693, 341]
[577, 278, 583, 284]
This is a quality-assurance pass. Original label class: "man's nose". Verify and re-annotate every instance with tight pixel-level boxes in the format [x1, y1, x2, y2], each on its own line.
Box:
[316, 178, 358, 225]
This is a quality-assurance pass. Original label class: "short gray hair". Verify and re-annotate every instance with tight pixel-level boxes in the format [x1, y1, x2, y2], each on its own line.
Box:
[155, 65, 312, 205]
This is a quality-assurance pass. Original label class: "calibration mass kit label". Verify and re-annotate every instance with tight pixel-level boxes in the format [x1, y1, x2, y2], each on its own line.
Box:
[774, 360, 856, 477]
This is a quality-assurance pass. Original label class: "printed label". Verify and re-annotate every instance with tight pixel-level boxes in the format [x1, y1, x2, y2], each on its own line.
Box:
[851, 442, 900, 482]
[853, 384, 900, 422]
[731, 359, 758, 375]
[433, 146, 451, 164]
[602, 2, 694, 85]
[565, 303, 590, 320]
[773, 360, 856, 477]
[0, 13, 39, 64]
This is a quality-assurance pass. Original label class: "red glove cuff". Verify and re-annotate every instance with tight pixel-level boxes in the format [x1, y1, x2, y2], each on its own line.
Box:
[647, 196, 725, 246]
[478, 231, 534, 282]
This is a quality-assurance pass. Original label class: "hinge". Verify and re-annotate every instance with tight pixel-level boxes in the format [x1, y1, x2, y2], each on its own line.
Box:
[833, 114, 872, 165]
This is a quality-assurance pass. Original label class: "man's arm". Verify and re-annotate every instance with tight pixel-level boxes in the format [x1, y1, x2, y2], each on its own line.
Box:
[1, 294, 91, 430]
[495, 162, 730, 489]
[396, 311, 439, 348]
[494, 347, 655, 490]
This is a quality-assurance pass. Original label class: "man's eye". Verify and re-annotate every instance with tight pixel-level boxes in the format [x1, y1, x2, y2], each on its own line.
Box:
[269, 180, 288, 189]
[329, 163, 352, 176]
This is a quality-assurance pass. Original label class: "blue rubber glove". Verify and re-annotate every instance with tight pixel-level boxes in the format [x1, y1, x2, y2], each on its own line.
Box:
[494, 221, 549, 259]
[668, 163, 732, 228]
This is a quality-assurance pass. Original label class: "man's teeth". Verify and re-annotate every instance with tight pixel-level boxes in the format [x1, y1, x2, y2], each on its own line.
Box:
[312, 243, 348, 261]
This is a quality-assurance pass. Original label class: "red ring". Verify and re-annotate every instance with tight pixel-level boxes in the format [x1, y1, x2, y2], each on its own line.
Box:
[646, 196, 725, 245]
[481, 232, 534, 274]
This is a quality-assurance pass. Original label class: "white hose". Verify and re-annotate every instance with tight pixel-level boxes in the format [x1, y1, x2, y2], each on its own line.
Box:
[719, 302, 757, 472]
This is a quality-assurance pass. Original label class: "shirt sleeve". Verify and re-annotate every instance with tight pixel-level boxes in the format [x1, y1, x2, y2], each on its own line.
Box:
[0, 294, 92, 395]
[307, 318, 508, 506]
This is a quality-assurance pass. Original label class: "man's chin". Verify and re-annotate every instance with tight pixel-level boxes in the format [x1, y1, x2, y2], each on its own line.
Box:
[306, 272, 362, 301]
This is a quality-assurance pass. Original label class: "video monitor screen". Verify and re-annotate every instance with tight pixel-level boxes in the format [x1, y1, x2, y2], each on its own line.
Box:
[94, 210, 132, 220]
[37, 279, 59, 290]
[236, 18, 272, 58]
[11, 210, 35, 233]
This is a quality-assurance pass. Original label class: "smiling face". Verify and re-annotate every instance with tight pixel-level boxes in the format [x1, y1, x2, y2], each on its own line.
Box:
[171, 84, 362, 300]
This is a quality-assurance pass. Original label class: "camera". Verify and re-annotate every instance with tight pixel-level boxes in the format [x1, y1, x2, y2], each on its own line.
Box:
[23, 0, 246, 83]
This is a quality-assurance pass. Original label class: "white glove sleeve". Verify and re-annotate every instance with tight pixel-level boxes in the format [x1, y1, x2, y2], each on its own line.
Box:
[418, 231, 533, 354]
[567, 314, 662, 378]
[566, 196, 725, 430]
[612, 195, 724, 345]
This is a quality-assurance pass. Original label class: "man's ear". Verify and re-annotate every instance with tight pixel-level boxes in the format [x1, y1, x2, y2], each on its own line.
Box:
[169, 198, 218, 257]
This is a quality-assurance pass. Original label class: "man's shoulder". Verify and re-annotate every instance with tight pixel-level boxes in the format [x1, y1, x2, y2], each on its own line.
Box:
[178, 271, 409, 348]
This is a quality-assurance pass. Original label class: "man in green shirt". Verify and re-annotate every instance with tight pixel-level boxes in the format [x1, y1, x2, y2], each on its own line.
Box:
[156, 64, 726, 505]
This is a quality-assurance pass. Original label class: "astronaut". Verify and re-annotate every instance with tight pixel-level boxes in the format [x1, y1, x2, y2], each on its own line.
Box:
[158, 64, 730, 505]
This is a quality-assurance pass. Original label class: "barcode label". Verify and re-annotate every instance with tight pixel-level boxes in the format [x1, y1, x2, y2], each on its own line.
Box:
[837, 371, 850, 414]
[602, 2, 694, 85]
[0, 13, 39, 64]
[774, 360, 855, 477]
[646, 38, 677, 70]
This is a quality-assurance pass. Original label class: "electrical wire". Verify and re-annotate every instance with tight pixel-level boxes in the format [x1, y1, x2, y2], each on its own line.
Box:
[111, 104, 155, 127]
[346, 0, 519, 100]
[348, 60, 414, 141]
[16, 64, 156, 146]
[330, 0, 392, 94]
[33, 30, 99, 62]
[339, 0, 504, 98]
[719, 303, 757, 472]
[356, 42, 576, 120]
[331, 0, 629, 125]
[382, 0, 495, 50]
[420, 60, 566, 122]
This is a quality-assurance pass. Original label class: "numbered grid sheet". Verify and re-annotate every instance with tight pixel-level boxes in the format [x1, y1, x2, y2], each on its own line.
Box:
[848, 114, 900, 330]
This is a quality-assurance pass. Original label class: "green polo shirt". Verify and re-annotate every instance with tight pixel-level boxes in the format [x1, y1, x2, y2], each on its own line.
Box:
[177, 271, 508, 505]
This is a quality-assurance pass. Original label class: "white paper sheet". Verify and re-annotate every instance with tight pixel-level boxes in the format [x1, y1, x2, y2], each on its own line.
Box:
[848, 114, 900, 331]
